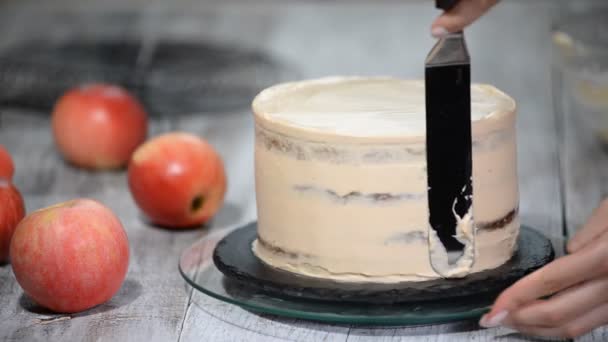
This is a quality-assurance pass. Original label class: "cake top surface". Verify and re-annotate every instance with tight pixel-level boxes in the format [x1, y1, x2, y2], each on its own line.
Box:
[253, 77, 516, 139]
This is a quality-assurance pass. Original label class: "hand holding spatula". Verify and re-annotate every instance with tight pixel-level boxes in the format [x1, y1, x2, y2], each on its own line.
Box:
[430, 0, 499, 38]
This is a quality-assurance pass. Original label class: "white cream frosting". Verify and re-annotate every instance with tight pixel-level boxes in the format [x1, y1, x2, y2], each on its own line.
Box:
[252, 77, 519, 283]
[253, 76, 515, 139]
[428, 204, 475, 278]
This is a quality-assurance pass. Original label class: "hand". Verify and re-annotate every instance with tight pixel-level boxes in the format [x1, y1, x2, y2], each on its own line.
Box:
[478, 199, 608, 339]
[431, 0, 499, 37]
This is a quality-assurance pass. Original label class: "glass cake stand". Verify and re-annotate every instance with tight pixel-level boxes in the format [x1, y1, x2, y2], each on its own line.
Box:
[177, 225, 544, 326]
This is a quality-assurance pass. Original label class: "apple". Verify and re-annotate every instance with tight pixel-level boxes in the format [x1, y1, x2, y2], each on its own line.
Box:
[0, 145, 15, 180]
[51, 84, 148, 170]
[10, 199, 129, 313]
[128, 132, 227, 228]
[0, 181, 25, 262]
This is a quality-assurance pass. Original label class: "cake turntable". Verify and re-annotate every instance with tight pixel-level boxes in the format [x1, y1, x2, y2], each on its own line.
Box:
[179, 222, 554, 326]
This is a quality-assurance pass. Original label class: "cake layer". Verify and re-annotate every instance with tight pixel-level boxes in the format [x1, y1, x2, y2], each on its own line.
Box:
[253, 77, 516, 142]
[252, 77, 519, 283]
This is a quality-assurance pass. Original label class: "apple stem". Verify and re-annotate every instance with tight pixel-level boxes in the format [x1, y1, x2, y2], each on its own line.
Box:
[191, 195, 205, 212]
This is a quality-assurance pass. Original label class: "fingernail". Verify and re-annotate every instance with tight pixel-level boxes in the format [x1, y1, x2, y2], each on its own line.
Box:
[431, 26, 449, 38]
[479, 310, 509, 328]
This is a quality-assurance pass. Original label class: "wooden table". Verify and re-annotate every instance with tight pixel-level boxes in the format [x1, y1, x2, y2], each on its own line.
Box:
[1, 0, 607, 341]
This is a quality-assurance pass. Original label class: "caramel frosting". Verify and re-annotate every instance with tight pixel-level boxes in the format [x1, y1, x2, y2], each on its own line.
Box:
[252, 77, 519, 283]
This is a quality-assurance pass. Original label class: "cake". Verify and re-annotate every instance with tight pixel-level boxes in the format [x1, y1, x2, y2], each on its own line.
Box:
[251, 77, 519, 283]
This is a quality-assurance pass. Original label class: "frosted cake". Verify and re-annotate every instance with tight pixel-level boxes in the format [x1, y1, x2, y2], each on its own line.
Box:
[251, 77, 519, 283]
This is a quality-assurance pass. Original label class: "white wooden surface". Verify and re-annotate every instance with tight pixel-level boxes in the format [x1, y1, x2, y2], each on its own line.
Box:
[0, 0, 606, 341]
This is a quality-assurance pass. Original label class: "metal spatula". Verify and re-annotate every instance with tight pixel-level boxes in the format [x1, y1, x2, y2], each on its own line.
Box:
[425, 0, 474, 269]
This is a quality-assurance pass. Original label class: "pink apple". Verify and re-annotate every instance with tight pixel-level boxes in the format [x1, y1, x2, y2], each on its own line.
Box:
[0, 145, 14, 180]
[128, 132, 227, 228]
[51, 84, 148, 170]
[0, 181, 25, 262]
[10, 199, 129, 313]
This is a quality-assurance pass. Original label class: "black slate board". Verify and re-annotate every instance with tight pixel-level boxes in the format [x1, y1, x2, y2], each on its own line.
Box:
[213, 223, 554, 304]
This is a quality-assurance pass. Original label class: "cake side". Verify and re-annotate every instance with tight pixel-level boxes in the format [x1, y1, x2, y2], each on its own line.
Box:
[252, 77, 519, 283]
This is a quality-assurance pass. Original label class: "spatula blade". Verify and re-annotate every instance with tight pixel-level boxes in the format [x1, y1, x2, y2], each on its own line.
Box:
[425, 32, 473, 256]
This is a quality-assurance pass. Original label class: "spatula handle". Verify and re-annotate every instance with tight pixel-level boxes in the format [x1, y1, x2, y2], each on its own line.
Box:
[436, 0, 459, 11]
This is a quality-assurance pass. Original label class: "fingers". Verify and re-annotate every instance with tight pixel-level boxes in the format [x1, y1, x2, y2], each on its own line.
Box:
[431, 0, 499, 37]
[480, 236, 608, 325]
[478, 198, 608, 337]
[568, 198, 608, 253]
[507, 301, 608, 339]
[508, 277, 608, 327]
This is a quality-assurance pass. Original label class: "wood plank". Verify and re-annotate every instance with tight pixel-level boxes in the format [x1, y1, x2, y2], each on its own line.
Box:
[345, 325, 542, 342]
[181, 293, 351, 342]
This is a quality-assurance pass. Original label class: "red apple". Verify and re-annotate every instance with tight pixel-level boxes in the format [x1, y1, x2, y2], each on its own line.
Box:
[128, 132, 227, 228]
[51, 84, 148, 170]
[10, 199, 129, 313]
[0, 181, 25, 262]
[0, 145, 15, 180]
